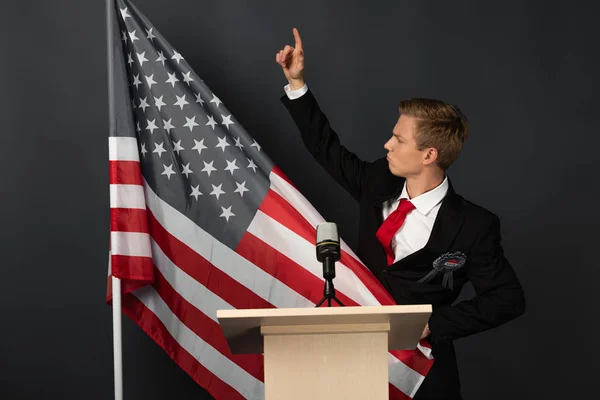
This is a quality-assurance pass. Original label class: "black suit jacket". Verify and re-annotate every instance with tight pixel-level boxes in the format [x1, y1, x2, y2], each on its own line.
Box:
[281, 88, 526, 399]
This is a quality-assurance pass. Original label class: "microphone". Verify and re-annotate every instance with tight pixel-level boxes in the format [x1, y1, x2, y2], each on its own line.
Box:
[315, 222, 344, 307]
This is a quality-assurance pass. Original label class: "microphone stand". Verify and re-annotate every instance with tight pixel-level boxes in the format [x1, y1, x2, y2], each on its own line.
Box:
[315, 257, 345, 307]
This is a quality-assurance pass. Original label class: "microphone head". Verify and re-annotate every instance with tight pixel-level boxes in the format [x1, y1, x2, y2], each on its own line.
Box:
[316, 222, 339, 244]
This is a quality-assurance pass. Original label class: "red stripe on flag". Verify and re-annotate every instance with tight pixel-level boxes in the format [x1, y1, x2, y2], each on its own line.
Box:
[259, 189, 395, 305]
[109, 160, 143, 185]
[389, 383, 412, 400]
[147, 210, 275, 311]
[151, 266, 264, 381]
[391, 348, 433, 378]
[237, 232, 356, 307]
[111, 208, 149, 233]
[121, 294, 247, 400]
[111, 254, 154, 282]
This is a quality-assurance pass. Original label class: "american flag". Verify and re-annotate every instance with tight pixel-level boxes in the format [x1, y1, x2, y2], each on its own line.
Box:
[106, 0, 434, 398]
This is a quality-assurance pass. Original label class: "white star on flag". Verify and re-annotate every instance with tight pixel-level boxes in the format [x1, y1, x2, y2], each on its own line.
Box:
[224, 159, 239, 175]
[206, 115, 217, 130]
[183, 116, 199, 131]
[132, 74, 142, 89]
[174, 94, 189, 110]
[146, 28, 156, 41]
[182, 71, 194, 85]
[153, 142, 166, 158]
[234, 137, 244, 150]
[216, 136, 230, 152]
[146, 119, 158, 134]
[191, 139, 207, 155]
[201, 161, 217, 177]
[219, 205, 235, 222]
[181, 163, 193, 177]
[137, 52, 148, 66]
[195, 93, 204, 106]
[247, 158, 258, 173]
[190, 185, 202, 200]
[138, 97, 150, 112]
[156, 51, 167, 65]
[154, 95, 166, 111]
[145, 74, 157, 88]
[173, 140, 185, 154]
[172, 51, 184, 64]
[161, 163, 175, 179]
[210, 184, 226, 200]
[251, 140, 261, 152]
[120, 7, 131, 19]
[128, 30, 139, 42]
[163, 118, 175, 133]
[166, 72, 179, 87]
[209, 94, 222, 108]
[221, 114, 234, 129]
[234, 181, 249, 197]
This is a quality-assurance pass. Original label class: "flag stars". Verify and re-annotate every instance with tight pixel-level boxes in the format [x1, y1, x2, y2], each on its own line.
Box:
[209, 94, 222, 108]
[234, 181, 249, 198]
[221, 114, 234, 130]
[166, 72, 179, 87]
[172, 51, 184, 64]
[146, 28, 156, 41]
[163, 118, 175, 133]
[120, 7, 132, 19]
[127, 53, 134, 67]
[191, 139, 207, 155]
[153, 142, 166, 158]
[251, 140, 261, 152]
[154, 95, 166, 111]
[146, 119, 158, 134]
[220, 206, 235, 222]
[161, 163, 175, 179]
[145, 74, 157, 88]
[138, 97, 150, 112]
[195, 93, 205, 106]
[174, 94, 189, 110]
[216, 136, 230, 152]
[224, 159, 239, 175]
[182, 71, 194, 86]
[132, 74, 143, 89]
[121, 30, 128, 43]
[234, 137, 244, 150]
[190, 185, 203, 200]
[181, 163, 193, 177]
[156, 51, 167, 66]
[206, 115, 217, 130]
[183, 116, 199, 131]
[247, 158, 258, 173]
[210, 184, 226, 200]
[201, 160, 217, 177]
[173, 140, 185, 155]
[128, 30, 139, 42]
[137, 52, 148, 66]
[140, 142, 147, 157]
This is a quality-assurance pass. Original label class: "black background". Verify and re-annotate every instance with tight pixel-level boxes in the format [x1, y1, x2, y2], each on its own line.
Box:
[0, 0, 598, 399]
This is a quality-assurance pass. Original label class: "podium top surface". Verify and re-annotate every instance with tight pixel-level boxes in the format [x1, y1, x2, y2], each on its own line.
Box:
[217, 304, 432, 354]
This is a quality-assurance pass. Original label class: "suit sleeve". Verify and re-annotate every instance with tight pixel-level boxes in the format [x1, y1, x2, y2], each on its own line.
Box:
[280, 88, 372, 202]
[427, 214, 526, 344]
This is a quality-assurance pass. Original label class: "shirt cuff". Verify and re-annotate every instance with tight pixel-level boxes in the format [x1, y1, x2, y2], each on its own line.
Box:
[284, 83, 308, 100]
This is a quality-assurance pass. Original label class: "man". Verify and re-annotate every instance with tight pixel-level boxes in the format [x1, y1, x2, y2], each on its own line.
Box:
[275, 28, 526, 399]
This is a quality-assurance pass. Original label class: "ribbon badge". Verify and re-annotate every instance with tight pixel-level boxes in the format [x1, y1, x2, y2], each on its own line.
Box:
[418, 251, 467, 291]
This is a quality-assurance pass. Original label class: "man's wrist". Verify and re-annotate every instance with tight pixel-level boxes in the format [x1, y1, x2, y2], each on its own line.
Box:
[288, 78, 305, 91]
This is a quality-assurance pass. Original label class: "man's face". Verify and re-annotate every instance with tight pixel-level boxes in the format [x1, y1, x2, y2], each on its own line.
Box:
[384, 114, 428, 177]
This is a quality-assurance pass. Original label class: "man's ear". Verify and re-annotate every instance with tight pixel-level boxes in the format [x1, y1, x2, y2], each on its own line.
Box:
[423, 147, 438, 166]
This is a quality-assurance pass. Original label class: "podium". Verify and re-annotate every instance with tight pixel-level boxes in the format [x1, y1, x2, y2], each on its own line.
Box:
[217, 304, 431, 400]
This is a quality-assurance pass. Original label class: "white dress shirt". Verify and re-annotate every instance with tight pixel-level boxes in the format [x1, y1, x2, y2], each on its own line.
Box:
[284, 82, 449, 263]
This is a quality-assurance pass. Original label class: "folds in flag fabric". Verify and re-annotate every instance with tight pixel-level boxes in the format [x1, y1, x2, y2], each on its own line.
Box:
[106, 0, 434, 398]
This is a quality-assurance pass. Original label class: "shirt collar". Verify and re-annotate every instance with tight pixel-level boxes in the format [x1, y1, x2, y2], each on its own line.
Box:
[398, 175, 449, 215]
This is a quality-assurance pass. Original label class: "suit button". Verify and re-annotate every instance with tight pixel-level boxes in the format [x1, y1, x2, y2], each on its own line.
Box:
[380, 270, 388, 277]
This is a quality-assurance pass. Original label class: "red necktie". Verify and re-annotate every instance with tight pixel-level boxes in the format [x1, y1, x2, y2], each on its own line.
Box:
[376, 198, 415, 265]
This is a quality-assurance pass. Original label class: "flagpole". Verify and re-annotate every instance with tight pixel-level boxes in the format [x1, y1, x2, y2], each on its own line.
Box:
[106, 0, 124, 398]
[112, 277, 124, 400]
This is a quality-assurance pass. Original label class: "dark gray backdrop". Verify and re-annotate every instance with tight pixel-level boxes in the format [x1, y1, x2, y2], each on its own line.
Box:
[1, 0, 597, 399]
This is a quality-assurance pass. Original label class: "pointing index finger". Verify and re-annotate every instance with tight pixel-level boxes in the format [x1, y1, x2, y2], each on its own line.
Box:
[293, 28, 303, 50]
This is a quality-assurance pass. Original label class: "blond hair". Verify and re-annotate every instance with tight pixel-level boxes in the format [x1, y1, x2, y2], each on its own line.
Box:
[399, 98, 469, 170]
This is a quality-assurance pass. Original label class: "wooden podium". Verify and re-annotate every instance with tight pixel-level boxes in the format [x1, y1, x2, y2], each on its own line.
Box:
[217, 304, 431, 399]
